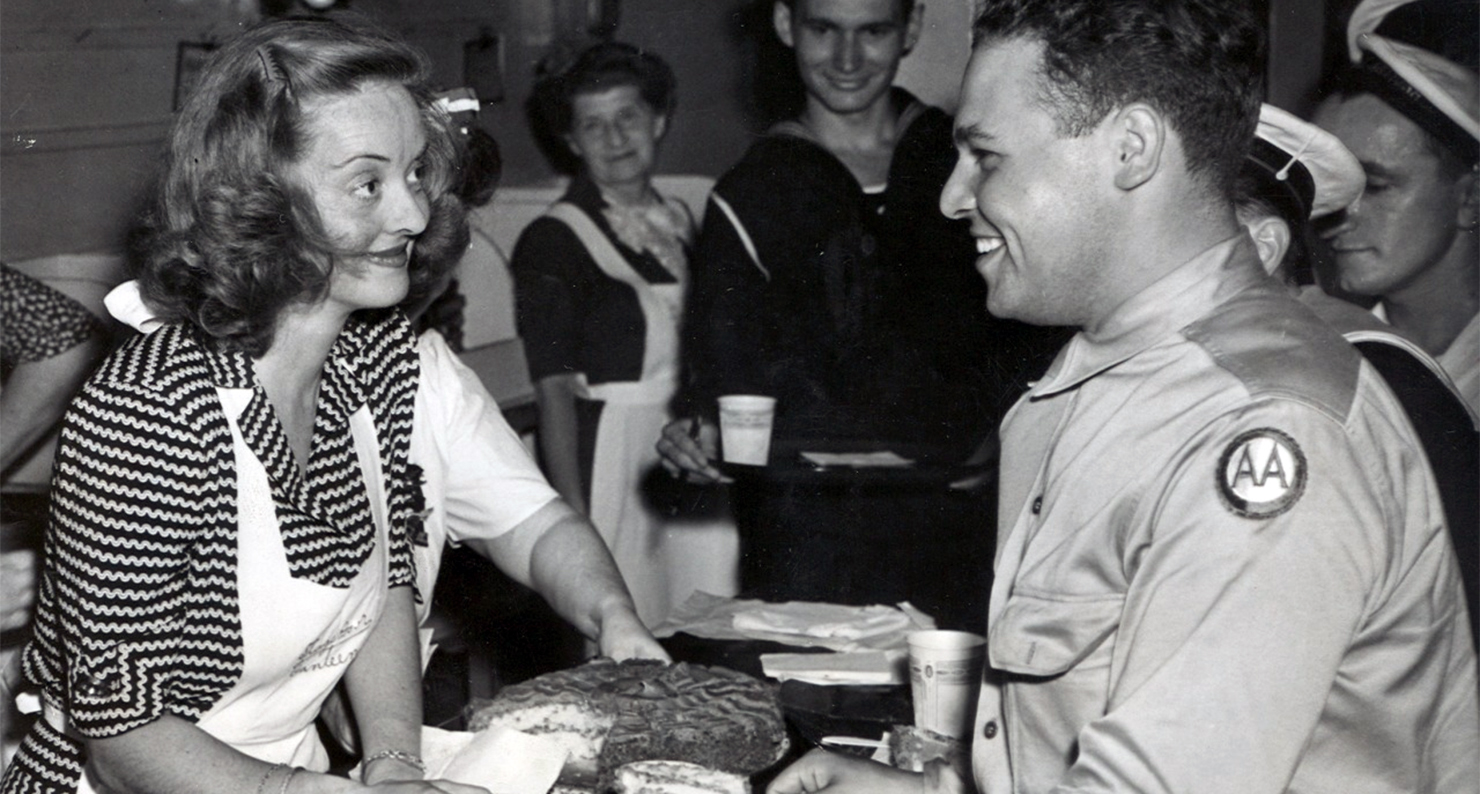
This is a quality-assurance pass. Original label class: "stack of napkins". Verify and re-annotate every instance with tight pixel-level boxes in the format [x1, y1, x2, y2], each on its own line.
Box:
[654, 592, 936, 653]
[732, 603, 916, 647]
[759, 649, 907, 685]
[799, 451, 915, 468]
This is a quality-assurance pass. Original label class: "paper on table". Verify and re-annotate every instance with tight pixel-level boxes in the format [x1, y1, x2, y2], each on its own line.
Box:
[735, 606, 909, 642]
[653, 592, 937, 653]
[760, 649, 907, 685]
[799, 451, 915, 468]
[732, 603, 918, 646]
[423, 724, 569, 794]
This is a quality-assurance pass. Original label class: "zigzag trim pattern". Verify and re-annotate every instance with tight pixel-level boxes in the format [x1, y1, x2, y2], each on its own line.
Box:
[0, 717, 85, 793]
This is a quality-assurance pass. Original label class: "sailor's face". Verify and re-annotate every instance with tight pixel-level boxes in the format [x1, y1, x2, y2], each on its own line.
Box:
[776, 0, 919, 118]
[1314, 92, 1472, 299]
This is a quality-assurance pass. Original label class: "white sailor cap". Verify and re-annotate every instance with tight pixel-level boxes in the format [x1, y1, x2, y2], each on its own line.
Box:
[1248, 103, 1365, 221]
[1346, 0, 1478, 163]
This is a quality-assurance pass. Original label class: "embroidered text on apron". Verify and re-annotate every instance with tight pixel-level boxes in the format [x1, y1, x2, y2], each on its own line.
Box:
[186, 392, 388, 774]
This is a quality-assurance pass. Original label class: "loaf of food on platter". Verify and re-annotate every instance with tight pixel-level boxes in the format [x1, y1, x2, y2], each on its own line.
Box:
[467, 658, 789, 790]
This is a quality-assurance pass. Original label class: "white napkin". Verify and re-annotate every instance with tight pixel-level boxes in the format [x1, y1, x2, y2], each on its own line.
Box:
[653, 592, 936, 653]
[422, 725, 569, 794]
[799, 451, 915, 468]
[760, 649, 907, 685]
[733, 604, 913, 642]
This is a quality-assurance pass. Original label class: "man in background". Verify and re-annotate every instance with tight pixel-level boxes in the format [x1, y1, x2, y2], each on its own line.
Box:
[659, 0, 1063, 629]
[1236, 101, 1478, 651]
[1313, 0, 1479, 413]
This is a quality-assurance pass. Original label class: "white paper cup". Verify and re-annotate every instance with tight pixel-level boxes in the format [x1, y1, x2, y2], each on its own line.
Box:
[717, 395, 776, 466]
[908, 630, 986, 739]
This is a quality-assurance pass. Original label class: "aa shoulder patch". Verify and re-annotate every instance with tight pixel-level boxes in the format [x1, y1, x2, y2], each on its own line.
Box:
[1216, 427, 1306, 518]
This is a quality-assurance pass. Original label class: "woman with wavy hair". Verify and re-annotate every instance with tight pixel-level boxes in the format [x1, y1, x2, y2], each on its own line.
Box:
[2, 16, 483, 794]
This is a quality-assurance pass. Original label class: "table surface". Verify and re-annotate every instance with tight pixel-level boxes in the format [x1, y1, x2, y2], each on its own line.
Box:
[717, 438, 992, 488]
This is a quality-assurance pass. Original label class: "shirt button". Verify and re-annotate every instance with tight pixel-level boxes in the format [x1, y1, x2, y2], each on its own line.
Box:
[1031, 495, 1043, 514]
[860, 234, 877, 256]
[983, 720, 999, 739]
[876, 204, 886, 215]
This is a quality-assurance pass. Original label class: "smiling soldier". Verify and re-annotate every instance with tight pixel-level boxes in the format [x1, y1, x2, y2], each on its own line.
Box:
[764, 0, 1480, 792]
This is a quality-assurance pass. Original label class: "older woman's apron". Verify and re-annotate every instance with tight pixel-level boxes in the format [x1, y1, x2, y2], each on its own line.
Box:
[545, 203, 738, 628]
[70, 391, 393, 793]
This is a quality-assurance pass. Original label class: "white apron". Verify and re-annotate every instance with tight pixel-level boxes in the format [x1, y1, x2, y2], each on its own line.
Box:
[74, 391, 394, 792]
[545, 202, 738, 628]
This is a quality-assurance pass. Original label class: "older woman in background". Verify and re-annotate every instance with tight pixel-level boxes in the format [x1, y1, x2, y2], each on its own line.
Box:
[512, 42, 737, 629]
[2, 17, 485, 794]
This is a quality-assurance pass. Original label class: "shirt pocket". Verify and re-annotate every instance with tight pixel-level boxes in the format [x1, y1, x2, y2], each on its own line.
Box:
[988, 591, 1123, 676]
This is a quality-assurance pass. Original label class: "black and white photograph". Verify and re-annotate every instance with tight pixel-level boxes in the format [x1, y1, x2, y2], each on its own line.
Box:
[1, 0, 1475, 791]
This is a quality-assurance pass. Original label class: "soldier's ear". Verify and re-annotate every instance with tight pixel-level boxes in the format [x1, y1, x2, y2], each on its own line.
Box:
[1243, 215, 1292, 276]
[1110, 104, 1165, 192]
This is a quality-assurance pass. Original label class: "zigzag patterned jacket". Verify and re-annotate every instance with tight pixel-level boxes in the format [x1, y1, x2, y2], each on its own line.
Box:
[15, 309, 420, 749]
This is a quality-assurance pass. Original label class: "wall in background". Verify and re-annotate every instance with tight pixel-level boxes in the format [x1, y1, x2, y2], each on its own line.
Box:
[1, 0, 1331, 265]
[0, 0, 255, 262]
[606, 2, 757, 186]
[0, 0, 761, 262]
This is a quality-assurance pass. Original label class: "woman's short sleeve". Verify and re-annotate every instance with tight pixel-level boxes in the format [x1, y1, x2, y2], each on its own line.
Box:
[511, 217, 591, 382]
[38, 368, 240, 736]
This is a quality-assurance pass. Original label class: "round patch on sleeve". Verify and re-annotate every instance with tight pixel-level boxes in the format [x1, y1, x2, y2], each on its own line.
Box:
[1216, 428, 1306, 518]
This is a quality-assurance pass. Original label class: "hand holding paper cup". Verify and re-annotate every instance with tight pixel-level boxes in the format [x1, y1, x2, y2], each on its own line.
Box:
[908, 630, 985, 740]
[718, 395, 775, 466]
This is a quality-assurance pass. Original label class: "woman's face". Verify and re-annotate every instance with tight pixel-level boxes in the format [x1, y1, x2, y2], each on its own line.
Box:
[287, 81, 431, 314]
[565, 84, 667, 192]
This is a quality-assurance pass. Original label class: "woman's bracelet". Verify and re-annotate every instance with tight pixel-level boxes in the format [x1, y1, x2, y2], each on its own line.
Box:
[363, 748, 427, 774]
[253, 764, 283, 794]
[278, 766, 301, 794]
[255, 764, 297, 794]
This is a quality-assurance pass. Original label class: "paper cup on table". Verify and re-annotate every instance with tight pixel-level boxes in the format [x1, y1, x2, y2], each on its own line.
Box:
[718, 395, 775, 465]
[908, 630, 986, 739]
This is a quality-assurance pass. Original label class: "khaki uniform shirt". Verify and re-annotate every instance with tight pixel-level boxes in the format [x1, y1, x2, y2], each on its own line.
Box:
[971, 236, 1479, 793]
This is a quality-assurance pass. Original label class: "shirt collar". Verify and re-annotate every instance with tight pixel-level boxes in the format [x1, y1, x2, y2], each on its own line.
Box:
[105, 277, 369, 418]
[768, 87, 926, 147]
[1031, 234, 1269, 397]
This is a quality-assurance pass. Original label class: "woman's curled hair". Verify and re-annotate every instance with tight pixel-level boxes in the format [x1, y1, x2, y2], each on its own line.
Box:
[139, 16, 467, 356]
[533, 40, 677, 140]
